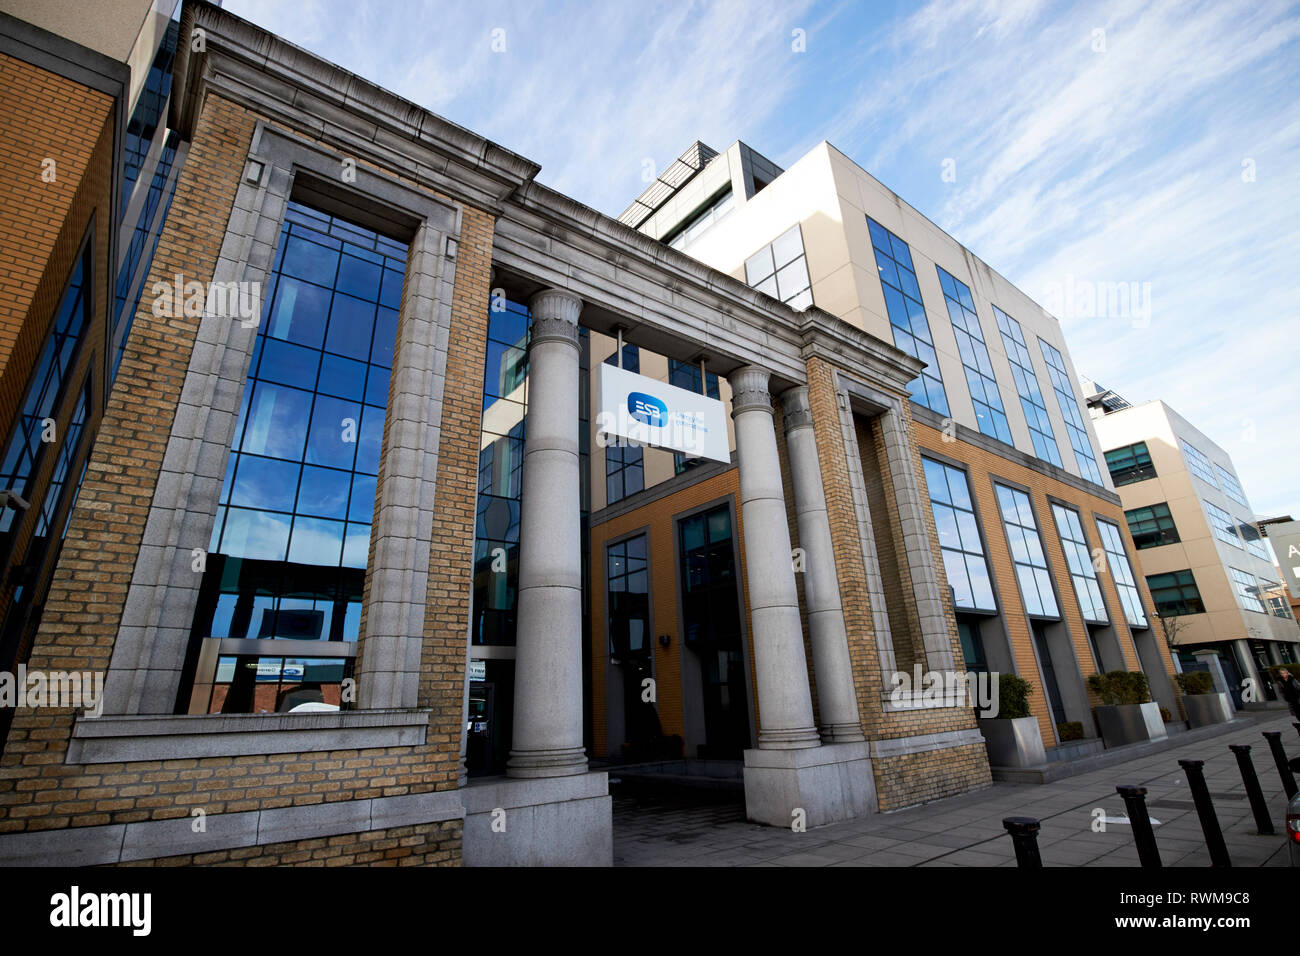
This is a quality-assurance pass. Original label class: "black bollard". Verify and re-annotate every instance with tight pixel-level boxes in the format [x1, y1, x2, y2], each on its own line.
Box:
[1116, 785, 1162, 867]
[1228, 745, 1275, 835]
[1178, 759, 1231, 867]
[1002, 816, 1043, 868]
[1293, 722, 1300, 743]
[1262, 732, 1298, 799]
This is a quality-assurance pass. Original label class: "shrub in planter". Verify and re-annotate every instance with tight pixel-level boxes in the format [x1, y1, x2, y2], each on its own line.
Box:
[1160, 706, 1172, 722]
[1178, 670, 1233, 727]
[979, 674, 1043, 767]
[997, 674, 1033, 719]
[1175, 672, 1214, 696]
[1087, 670, 1151, 706]
[1057, 721, 1085, 741]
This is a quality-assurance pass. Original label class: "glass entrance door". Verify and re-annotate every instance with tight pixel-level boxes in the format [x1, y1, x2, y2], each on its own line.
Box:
[679, 504, 749, 758]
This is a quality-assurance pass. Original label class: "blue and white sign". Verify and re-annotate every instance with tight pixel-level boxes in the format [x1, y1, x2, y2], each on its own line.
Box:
[597, 363, 730, 464]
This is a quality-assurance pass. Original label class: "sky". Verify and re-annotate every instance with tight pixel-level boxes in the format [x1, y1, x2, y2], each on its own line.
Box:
[225, 0, 1300, 520]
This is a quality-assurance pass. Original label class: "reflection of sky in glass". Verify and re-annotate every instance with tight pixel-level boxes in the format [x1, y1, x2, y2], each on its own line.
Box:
[922, 456, 996, 612]
[198, 202, 407, 645]
[211, 203, 406, 567]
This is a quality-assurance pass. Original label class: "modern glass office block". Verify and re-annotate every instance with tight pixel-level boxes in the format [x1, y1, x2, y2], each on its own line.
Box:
[1096, 519, 1148, 628]
[866, 218, 948, 416]
[922, 457, 995, 612]
[994, 305, 1062, 467]
[1050, 503, 1107, 624]
[994, 484, 1058, 618]
[1038, 338, 1102, 485]
[936, 268, 1010, 445]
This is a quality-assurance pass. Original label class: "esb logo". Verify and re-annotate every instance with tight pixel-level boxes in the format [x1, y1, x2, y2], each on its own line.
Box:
[628, 392, 667, 427]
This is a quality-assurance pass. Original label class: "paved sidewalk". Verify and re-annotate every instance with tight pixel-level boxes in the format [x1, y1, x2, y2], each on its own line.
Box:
[612, 714, 1298, 866]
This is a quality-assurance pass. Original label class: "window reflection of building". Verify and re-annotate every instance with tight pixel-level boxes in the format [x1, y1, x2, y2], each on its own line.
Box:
[183, 202, 408, 714]
[604, 345, 643, 504]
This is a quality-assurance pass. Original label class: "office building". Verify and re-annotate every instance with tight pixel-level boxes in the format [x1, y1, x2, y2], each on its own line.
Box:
[1085, 384, 1299, 703]
[0, 2, 1182, 867]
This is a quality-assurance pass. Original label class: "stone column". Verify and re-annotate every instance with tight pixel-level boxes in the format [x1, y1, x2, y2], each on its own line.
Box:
[727, 366, 820, 750]
[507, 288, 586, 778]
[781, 386, 864, 744]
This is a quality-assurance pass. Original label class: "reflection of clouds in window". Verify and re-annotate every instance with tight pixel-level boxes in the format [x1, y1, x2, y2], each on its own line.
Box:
[189, 200, 407, 676]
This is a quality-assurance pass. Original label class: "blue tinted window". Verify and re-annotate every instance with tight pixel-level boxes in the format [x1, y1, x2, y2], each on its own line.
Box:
[194, 201, 407, 664]
[995, 484, 1059, 618]
[923, 457, 995, 613]
[605, 345, 644, 504]
[0, 238, 93, 537]
[866, 219, 948, 415]
[668, 358, 720, 475]
[1038, 339, 1103, 485]
[937, 267, 1010, 444]
[994, 305, 1062, 467]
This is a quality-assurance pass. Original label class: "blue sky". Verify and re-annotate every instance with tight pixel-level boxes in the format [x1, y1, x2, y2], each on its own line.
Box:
[226, 0, 1300, 519]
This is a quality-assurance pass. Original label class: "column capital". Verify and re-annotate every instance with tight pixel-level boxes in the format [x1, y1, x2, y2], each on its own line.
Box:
[780, 385, 814, 432]
[728, 365, 773, 417]
[528, 288, 582, 348]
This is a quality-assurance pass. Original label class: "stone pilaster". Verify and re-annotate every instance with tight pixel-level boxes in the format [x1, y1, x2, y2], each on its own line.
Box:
[781, 386, 864, 744]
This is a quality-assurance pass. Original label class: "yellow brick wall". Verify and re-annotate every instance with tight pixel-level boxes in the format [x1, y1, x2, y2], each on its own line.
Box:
[0, 90, 496, 864]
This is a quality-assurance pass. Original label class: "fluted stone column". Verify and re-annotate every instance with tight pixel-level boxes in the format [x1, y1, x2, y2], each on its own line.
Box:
[728, 366, 820, 750]
[781, 386, 864, 744]
[507, 288, 586, 778]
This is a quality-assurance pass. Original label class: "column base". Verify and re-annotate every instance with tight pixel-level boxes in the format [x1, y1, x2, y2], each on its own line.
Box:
[462, 771, 611, 866]
[743, 741, 876, 828]
[505, 746, 588, 778]
[756, 727, 823, 749]
[819, 722, 867, 744]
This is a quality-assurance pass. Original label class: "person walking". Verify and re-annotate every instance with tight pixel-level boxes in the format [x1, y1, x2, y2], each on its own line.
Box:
[1275, 667, 1300, 720]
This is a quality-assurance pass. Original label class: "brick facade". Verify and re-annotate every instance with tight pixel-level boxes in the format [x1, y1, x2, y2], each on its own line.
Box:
[0, 86, 496, 864]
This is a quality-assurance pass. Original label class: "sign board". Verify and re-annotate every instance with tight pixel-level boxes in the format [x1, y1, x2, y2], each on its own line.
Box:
[469, 659, 487, 682]
[1266, 520, 1300, 601]
[596, 363, 730, 464]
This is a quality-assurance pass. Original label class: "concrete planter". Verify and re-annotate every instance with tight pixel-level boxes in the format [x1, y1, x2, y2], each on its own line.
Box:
[1095, 702, 1167, 748]
[1183, 692, 1233, 728]
[979, 716, 1046, 768]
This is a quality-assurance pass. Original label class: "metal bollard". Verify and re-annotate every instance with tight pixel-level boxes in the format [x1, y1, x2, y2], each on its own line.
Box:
[1228, 745, 1275, 835]
[1262, 731, 1298, 799]
[1116, 785, 1162, 868]
[1002, 816, 1043, 868]
[1293, 722, 1300, 743]
[1178, 759, 1231, 867]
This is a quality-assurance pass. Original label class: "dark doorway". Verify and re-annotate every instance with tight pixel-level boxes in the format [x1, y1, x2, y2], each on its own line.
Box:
[1031, 620, 1067, 726]
[679, 504, 749, 759]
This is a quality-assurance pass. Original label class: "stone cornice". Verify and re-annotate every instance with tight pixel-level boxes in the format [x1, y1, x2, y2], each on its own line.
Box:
[797, 308, 923, 396]
[173, 1, 540, 213]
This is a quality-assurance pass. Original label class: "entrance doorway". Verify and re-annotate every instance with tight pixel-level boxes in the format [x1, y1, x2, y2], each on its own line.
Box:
[679, 503, 750, 759]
